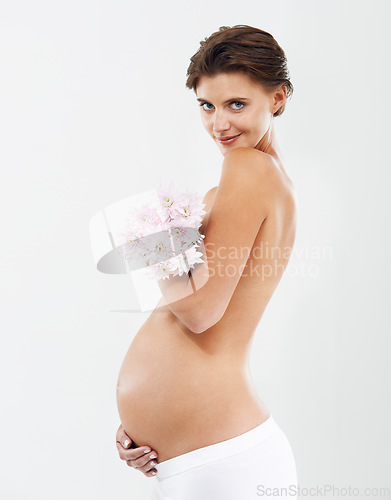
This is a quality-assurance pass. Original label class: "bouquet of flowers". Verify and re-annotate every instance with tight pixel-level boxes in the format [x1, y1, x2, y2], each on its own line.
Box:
[114, 181, 206, 281]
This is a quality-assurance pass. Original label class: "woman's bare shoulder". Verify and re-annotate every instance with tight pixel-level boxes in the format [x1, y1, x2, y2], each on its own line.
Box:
[223, 148, 283, 189]
[202, 148, 294, 211]
[202, 185, 218, 208]
[224, 146, 271, 167]
[225, 148, 297, 213]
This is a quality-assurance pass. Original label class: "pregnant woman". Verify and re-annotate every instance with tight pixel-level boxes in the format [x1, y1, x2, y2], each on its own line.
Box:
[116, 25, 298, 499]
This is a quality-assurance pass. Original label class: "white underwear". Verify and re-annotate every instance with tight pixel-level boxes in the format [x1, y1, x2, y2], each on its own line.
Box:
[148, 414, 298, 500]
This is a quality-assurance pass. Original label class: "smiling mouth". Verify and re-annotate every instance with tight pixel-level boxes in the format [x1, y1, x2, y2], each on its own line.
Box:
[217, 134, 242, 144]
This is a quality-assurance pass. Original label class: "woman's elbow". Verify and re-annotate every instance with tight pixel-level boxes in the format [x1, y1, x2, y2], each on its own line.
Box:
[187, 310, 222, 334]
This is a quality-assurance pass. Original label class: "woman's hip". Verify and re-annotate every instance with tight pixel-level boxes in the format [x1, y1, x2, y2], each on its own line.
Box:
[149, 414, 298, 500]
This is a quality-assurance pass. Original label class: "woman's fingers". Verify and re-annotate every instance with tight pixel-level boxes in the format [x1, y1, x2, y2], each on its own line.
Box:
[116, 424, 133, 449]
[115, 425, 158, 477]
[126, 450, 159, 476]
[143, 467, 158, 477]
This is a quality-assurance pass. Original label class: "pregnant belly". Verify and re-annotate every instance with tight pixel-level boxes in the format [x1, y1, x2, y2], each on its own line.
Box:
[116, 310, 266, 462]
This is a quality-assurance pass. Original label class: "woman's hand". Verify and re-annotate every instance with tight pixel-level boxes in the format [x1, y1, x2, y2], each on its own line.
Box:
[116, 423, 158, 477]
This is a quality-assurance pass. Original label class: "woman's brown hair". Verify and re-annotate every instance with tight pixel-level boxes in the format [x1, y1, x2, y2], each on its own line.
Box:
[185, 25, 294, 117]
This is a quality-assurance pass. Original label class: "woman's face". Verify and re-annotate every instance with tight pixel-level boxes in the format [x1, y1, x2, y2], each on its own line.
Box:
[195, 71, 279, 155]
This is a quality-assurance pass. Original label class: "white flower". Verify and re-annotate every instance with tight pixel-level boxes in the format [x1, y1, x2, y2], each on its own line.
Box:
[121, 182, 207, 281]
[184, 246, 205, 268]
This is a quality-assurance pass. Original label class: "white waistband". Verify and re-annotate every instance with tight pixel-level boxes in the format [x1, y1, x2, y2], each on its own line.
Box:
[155, 414, 280, 479]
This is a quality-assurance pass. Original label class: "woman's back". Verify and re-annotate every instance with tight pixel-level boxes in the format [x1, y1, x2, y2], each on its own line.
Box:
[116, 151, 297, 462]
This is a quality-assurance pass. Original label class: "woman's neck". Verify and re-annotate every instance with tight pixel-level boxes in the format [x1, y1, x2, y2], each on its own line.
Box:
[254, 117, 285, 168]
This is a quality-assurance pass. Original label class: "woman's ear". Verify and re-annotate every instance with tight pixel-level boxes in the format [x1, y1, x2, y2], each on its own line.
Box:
[272, 85, 287, 114]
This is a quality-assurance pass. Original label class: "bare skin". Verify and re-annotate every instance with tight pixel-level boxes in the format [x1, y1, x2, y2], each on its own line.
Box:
[116, 72, 297, 474]
[116, 423, 159, 477]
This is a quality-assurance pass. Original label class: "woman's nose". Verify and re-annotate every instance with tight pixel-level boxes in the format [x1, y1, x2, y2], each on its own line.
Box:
[212, 112, 230, 133]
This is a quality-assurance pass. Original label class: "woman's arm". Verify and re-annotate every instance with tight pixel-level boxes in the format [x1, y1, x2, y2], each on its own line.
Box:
[157, 147, 278, 334]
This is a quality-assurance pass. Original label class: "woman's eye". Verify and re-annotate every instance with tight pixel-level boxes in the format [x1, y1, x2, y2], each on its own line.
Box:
[199, 102, 214, 111]
[231, 101, 245, 110]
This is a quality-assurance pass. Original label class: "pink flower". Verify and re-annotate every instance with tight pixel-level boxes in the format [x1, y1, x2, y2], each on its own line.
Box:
[122, 182, 207, 281]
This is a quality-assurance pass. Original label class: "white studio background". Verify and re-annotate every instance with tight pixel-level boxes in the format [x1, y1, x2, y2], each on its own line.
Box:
[1, 1, 390, 499]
